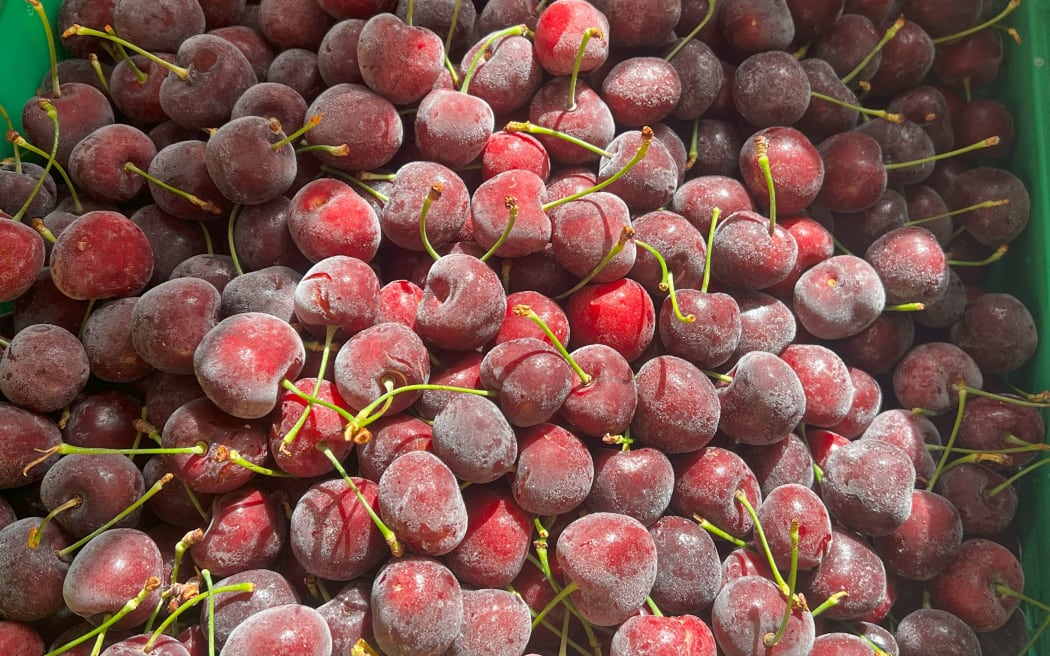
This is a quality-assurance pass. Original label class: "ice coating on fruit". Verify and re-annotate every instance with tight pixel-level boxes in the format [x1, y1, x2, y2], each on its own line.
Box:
[371, 556, 464, 656]
[822, 438, 916, 537]
[793, 255, 886, 340]
[378, 450, 467, 556]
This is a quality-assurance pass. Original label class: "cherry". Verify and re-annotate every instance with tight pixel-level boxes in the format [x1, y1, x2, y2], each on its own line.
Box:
[895, 607, 982, 656]
[431, 393, 517, 484]
[721, 0, 796, 56]
[554, 511, 659, 627]
[611, 614, 717, 656]
[450, 588, 533, 656]
[711, 575, 815, 656]
[511, 423, 594, 516]
[733, 50, 812, 127]
[928, 538, 1025, 632]
[371, 556, 463, 655]
[717, 351, 807, 446]
[443, 484, 533, 589]
[873, 489, 963, 581]
[532, 0, 610, 76]
[287, 177, 382, 263]
[632, 355, 720, 454]
[822, 438, 916, 537]
[672, 446, 762, 539]
[302, 82, 403, 172]
[289, 477, 386, 581]
[378, 450, 467, 556]
[565, 277, 655, 363]
[0, 322, 90, 413]
[415, 88, 495, 169]
[193, 485, 287, 577]
[220, 604, 332, 656]
[793, 254, 886, 340]
[49, 210, 155, 301]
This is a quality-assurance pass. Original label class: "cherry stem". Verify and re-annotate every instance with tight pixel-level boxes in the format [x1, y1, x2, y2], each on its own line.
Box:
[23, 442, 206, 478]
[995, 583, 1050, 614]
[295, 142, 349, 156]
[664, 0, 719, 62]
[124, 161, 223, 215]
[88, 53, 111, 93]
[947, 243, 1008, 267]
[645, 596, 664, 617]
[985, 458, 1050, 498]
[700, 207, 721, 293]
[637, 240, 695, 323]
[927, 442, 1048, 455]
[346, 382, 495, 441]
[405, 0, 414, 26]
[926, 386, 968, 491]
[693, 515, 749, 549]
[686, 116, 700, 171]
[57, 474, 174, 558]
[513, 304, 592, 384]
[319, 443, 403, 557]
[603, 431, 634, 451]
[420, 183, 444, 261]
[145, 582, 254, 651]
[938, 450, 1009, 477]
[27, 496, 81, 549]
[0, 103, 22, 173]
[543, 126, 654, 213]
[809, 91, 904, 122]
[552, 226, 634, 301]
[765, 519, 801, 647]
[216, 445, 293, 477]
[886, 136, 1000, 171]
[565, 27, 603, 111]
[754, 135, 777, 234]
[884, 302, 926, 311]
[704, 369, 733, 384]
[321, 166, 391, 203]
[272, 114, 321, 152]
[958, 385, 1050, 409]
[932, 0, 1021, 45]
[831, 233, 855, 256]
[12, 101, 58, 223]
[171, 529, 203, 586]
[904, 198, 1009, 227]
[444, 0, 463, 53]
[183, 482, 209, 522]
[280, 325, 338, 453]
[506, 121, 613, 160]
[64, 24, 190, 79]
[841, 16, 906, 85]
[27, 0, 61, 98]
[810, 591, 848, 617]
[480, 196, 518, 262]
[460, 24, 530, 94]
[201, 569, 217, 656]
[813, 462, 824, 484]
[735, 489, 789, 594]
[43, 577, 161, 656]
[280, 379, 356, 423]
[1019, 613, 1050, 656]
[532, 581, 580, 629]
[227, 204, 245, 275]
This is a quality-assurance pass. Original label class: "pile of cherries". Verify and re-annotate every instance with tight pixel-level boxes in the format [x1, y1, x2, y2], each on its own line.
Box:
[1, 0, 1047, 654]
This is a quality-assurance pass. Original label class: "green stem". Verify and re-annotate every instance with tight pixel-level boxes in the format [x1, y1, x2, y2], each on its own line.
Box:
[227, 204, 245, 275]
[531, 582, 580, 629]
[12, 101, 58, 223]
[541, 127, 653, 212]
[145, 583, 254, 651]
[754, 134, 776, 234]
[645, 596, 664, 617]
[320, 166, 391, 204]
[124, 161, 222, 215]
[735, 489, 788, 594]
[903, 198, 1009, 227]
[985, 458, 1050, 498]
[926, 387, 968, 491]
[764, 520, 800, 647]
[505, 121, 613, 159]
[700, 207, 721, 293]
[63, 25, 190, 79]
[947, 243, 1008, 267]
[44, 578, 161, 656]
[281, 379, 357, 424]
[320, 444, 403, 556]
[884, 137, 1000, 171]
[664, 0, 719, 62]
[57, 475, 174, 557]
[552, 226, 634, 301]
[201, 569, 216, 656]
[479, 196, 518, 263]
[419, 183, 443, 261]
[842, 16, 905, 85]
[565, 27, 603, 111]
[810, 591, 848, 617]
[346, 383, 495, 440]
[513, 304, 591, 384]
[460, 24, 530, 94]
[279, 325, 338, 453]
[809, 91, 904, 122]
[694, 515, 749, 549]
[931, 0, 1021, 45]
[88, 53, 111, 94]
[272, 115, 321, 152]
[28, 0, 61, 98]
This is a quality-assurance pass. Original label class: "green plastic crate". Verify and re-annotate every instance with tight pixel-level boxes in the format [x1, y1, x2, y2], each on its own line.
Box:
[0, 0, 1048, 652]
